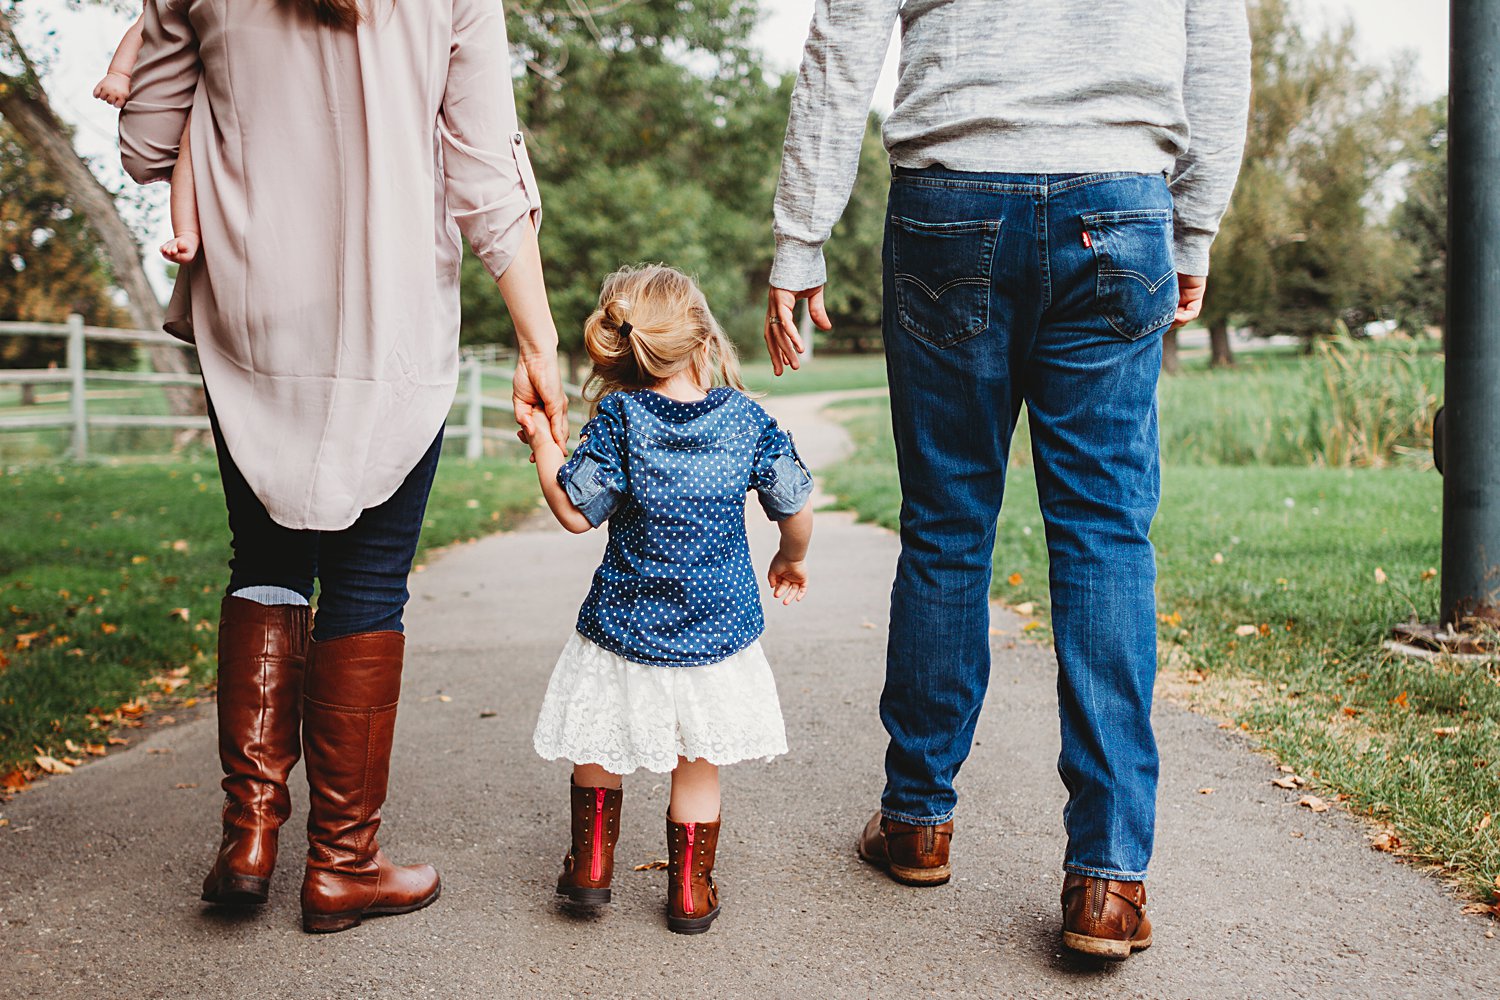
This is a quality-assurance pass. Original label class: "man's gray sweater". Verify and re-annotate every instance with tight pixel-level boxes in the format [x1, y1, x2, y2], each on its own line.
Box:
[770, 0, 1252, 288]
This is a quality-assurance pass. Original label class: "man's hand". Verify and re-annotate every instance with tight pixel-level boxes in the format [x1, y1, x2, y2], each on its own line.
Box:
[1174, 273, 1207, 329]
[764, 285, 833, 376]
[513, 357, 569, 459]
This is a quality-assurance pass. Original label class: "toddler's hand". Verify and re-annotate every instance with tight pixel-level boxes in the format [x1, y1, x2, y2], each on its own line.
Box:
[93, 73, 131, 108]
[767, 552, 808, 605]
[160, 232, 200, 264]
[525, 410, 563, 459]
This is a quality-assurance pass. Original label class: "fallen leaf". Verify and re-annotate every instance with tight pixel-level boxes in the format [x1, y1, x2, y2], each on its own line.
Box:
[1476, 813, 1493, 832]
[99, 623, 118, 635]
[1022, 621, 1042, 632]
[171, 539, 190, 552]
[860, 621, 877, 630]
[1370, 831, 1401, 852]
[1234, 624, 1259, 637]
[173, 782, 198, 790]
[478, 710, 497, 719]
[1, 768, 30, 792]
[167, 608, 190, 622]
[1297, 795, 1330, 813]
[130, 555, 148, 564]
[1433, 726, 1460, 738]
[1007, 572, 1023, 587]
[1374, 567, 1388, 585]
[1271, 776, 1300, 790]
[1278, 764, 1296, 773]
[1343, 706, 1361, 718]
[1421, 567, 1438, 582]
[34, 754, 73, 775]
[633, 859, 669, 871]
[1390, 691, 1409, 709]
[1211, 552, 1225, 565]
[1198, 787, 1215, 795]
[1013, 602, 1035, 616]
[106, 736, 129, 746]
[84, 743, 106, 757]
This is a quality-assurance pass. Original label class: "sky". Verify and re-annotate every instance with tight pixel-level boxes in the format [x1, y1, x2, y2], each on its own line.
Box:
[16, 0, 1452, 295]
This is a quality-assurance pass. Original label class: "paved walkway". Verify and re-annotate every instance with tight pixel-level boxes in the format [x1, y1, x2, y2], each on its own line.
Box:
[2, 391, 1496, 999]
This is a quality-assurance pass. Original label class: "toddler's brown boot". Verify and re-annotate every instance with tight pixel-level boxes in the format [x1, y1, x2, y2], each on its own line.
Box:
[556, 782, 622, 906]
[666, 816, 721, 934]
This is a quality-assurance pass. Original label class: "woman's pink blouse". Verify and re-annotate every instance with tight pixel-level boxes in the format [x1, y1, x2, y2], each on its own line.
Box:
[120, 0, 542, 530]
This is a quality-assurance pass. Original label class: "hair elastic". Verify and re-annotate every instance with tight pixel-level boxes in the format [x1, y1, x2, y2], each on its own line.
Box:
[618, 321, 633, 338]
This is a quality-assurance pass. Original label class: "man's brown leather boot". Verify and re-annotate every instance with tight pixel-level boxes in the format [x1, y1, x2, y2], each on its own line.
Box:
[857, 811, 953, 886]
[201, 597, 309, 905]
[1060, 873, 1153, 959]
[666, 817, 721, 934]
[556, 782, 623, 906]
[299, 631, 440, 933]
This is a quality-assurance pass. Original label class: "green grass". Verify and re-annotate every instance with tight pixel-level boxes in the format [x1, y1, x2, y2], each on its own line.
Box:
[0, 449, 541, 779]
[824, 397, 1500, 902]
[741, 353, 889, 396]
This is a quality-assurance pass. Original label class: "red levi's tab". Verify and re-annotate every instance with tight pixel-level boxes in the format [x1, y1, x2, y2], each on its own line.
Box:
[1081, 229, 1093, 248]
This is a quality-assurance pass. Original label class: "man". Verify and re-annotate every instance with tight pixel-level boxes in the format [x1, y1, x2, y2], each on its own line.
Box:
[766, 0, 1250, 959]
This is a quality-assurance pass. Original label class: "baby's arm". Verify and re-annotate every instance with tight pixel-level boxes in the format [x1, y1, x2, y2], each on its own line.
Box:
[93, 15, 146, 108]
[767, 506, 813, 605]
[526, 412, 594, 534]
[160, 118, 200, 264]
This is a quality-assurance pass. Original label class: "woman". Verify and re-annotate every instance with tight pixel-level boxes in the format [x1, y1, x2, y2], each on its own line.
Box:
[119, 0, 567, 933]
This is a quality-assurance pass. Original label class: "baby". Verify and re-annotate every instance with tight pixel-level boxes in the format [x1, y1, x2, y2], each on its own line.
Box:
[95, 12, 199, 265]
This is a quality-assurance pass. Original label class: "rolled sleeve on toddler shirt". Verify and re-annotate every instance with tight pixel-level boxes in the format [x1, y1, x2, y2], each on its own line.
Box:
[559, 402, 628, 527]
[751, 423, 813, 521]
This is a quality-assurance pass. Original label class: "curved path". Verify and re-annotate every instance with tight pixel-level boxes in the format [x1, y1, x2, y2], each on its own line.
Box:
[1, 390, 1496, 998]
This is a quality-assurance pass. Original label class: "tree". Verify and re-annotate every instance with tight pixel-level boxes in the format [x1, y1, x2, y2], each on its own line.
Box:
[0, 2, 198, 414]
[1389, 98, 1446, 338]
[460, 0, 791, 372]
[0, 118, 132, 402]
[1193, 0, 1415, 369]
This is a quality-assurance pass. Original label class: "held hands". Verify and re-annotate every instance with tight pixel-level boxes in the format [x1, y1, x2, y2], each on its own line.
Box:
[93, 72, 131, 108]
[513, 357, 570, 461]
[763, 285, 832, 376]
[767, 551, 808, 605]
[160, 232, 200, 264]
[1174, 274, 1207, 329]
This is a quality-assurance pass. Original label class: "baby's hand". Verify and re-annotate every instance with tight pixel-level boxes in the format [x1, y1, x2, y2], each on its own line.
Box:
[160, 232, 200, 264]
[767, 552, 808, 605]
[93, 72, 131, 108]
[525, 410, 563, 458]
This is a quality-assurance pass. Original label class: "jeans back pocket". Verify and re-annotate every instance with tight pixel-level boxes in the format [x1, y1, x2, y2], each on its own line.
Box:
[891, 215, 1001, 348]
[1082, 209, 1178, 340]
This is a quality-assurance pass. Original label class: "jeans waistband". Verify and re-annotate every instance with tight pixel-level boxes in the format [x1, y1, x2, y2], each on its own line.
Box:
[890, 166, 1164, 195]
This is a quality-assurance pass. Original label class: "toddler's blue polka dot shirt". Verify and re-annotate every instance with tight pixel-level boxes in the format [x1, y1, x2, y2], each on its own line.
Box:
[558, 387, 813, 667]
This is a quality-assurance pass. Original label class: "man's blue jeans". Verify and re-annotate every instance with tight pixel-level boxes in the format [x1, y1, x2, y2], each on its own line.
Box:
[880, 168, 1173, 880]
[209, 401, 444, 643]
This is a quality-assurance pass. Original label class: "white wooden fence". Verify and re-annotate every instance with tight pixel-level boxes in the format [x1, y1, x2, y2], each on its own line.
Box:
[0, 315, 580, 462]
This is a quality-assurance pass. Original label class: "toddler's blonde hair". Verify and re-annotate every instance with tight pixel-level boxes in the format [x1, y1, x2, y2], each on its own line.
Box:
[582, 264, 745, 407]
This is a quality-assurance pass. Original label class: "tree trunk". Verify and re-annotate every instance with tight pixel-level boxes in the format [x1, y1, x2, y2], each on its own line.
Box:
[0, 12, 200, 416]
[1208, 321, 1235, 368]
[1162, 327, 1180, 374]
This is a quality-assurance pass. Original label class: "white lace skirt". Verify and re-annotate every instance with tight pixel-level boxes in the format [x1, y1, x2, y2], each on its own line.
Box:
[532, 632, 788, 774]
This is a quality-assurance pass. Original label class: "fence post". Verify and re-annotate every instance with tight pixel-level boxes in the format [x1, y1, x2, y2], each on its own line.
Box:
[465, 359, 483, 461]
[67, 313, 88, 462]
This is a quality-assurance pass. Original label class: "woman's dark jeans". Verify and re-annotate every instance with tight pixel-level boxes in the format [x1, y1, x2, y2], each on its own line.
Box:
[209, 404, 443, 642]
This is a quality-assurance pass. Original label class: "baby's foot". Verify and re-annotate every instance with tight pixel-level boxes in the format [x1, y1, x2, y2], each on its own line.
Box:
[160, 232, 200, 265]
[92, 72, 131, 109]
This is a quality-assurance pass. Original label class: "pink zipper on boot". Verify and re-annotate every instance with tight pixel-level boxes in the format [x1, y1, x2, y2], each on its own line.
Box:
[590, 787, 606, 883]
[682, 822, 696, 914]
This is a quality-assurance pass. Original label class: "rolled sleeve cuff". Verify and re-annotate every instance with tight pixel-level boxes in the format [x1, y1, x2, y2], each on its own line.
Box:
[460, 136, 544, 281]
[769, 239, 828, 291]
[559, 459, 615, 527]
[759, 454, 814, 521]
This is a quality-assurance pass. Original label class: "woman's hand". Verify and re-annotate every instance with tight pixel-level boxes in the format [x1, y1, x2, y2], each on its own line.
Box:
[768, 551, 809, 605]
[513, 357, 569, 456]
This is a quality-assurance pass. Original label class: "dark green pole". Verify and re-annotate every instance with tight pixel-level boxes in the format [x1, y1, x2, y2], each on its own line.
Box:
[1443, 2, 1500, 626]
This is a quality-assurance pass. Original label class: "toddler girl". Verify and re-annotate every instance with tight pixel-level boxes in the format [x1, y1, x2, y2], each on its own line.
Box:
[526, 264, 814, 935]
[95, 10, 200, 265]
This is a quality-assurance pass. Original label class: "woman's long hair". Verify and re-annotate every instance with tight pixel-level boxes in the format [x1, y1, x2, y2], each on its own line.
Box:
[296, 0, 364, 28]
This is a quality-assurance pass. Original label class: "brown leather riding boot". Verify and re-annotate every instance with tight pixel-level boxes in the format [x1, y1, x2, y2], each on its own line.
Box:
[201, 597, 309, 905]
[666, 817, 721, 935]
[857, 811, 953, 886]
[299, 631, 440, 934]
[1060, 873, 1153, 959]
[556, 782, 623, 906]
